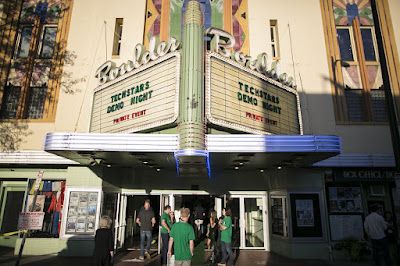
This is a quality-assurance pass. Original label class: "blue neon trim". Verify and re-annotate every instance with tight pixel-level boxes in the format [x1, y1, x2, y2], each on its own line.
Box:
[174, 149, 211, 177]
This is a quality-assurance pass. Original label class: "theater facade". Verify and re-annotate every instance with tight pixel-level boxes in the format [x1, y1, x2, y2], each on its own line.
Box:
[0, 0, 399, 261]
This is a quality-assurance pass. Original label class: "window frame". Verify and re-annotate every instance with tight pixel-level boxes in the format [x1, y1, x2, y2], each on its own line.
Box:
[0, 85, 21, 119]
[15, 25, 33, 59]
[360, 25, 380, 66]
[321, 0, 400, 123]
[112, 18, 123, 57]
[269, 20, 280, 60]
[0, 0, 74, 122]
[25, 86, 48, 119]
[38, 24, 58, 59]
[336, 25, 358, 65]
[270, 195, 288, 237]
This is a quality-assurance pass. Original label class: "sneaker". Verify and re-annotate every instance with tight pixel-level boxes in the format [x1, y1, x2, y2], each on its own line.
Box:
[138, 256, 144, 260]
[217, 263, 226, 266]
[145, 251, 151, 259]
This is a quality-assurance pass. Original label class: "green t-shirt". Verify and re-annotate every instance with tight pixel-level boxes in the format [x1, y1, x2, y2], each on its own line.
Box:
[160, 212, 172, 234]
[170, 222, 195, 261]
[221, 216, 232, 243]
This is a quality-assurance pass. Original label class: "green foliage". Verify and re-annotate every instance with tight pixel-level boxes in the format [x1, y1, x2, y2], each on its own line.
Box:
[334, 239, 369, 262]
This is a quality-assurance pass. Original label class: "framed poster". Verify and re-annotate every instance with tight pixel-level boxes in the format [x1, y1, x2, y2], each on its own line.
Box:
[290, 193, 322, 237]
[328, 187, 362, 213]
[27, 195, 45, 212]
[329, 214, 364, 241]
[295, 199, 314, 227]
[65, 190, 100, 235]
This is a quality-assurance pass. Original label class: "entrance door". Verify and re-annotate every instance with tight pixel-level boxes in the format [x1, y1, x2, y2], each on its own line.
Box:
[116, 194, 127, 250]
[124, 195, 160, 252]
[228, 194, 268, 250]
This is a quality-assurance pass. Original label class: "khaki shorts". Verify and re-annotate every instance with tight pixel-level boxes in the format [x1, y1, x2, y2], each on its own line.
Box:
[175, 260, 191, 266]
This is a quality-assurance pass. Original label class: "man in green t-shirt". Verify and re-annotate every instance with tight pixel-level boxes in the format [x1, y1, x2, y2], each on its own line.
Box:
[218, 208, 233, 266]
[168, 208, 195, 266]
[160, 205, 172, 265]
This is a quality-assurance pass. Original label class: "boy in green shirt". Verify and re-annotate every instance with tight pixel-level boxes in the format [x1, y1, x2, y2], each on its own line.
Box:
[161, 205, 172, 265]
[168, 208, 195, 266]
[219, 208, 233, 266]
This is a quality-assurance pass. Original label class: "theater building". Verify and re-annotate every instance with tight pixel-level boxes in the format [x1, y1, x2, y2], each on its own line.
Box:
[0, 0, 399, 261]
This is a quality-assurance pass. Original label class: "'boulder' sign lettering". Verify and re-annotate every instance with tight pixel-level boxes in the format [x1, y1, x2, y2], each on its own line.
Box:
[95, 37, 181, 85]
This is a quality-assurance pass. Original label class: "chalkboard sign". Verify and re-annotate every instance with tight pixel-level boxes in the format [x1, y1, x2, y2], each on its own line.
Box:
[290, 193, 322, 237]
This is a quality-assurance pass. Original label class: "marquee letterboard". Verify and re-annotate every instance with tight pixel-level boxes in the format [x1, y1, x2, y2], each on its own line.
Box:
[205, 53, 301, 135]
[90, 53, 180, 133]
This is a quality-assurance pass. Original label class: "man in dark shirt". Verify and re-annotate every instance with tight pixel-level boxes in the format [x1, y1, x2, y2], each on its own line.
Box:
[136, 199, 156, 260]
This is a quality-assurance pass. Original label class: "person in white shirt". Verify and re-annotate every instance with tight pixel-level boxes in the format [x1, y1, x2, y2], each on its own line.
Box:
[364, 204, 392, 266]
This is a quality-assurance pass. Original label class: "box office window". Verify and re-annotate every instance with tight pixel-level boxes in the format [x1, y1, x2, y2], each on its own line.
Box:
[271, 196, 288, 237]
[290, 193, 322, 237]
[25, 179, 65, 238]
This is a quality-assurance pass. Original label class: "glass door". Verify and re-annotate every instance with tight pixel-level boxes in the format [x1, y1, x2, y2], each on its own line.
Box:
[228, 194, 268, 250]
[116, 194, 127, 250]
[226, 197, 241, 249]
[244, 197, 265, 248]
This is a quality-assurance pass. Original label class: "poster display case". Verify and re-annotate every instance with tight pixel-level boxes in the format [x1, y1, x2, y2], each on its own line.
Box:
[290, 193, 322, 237]
[61, 188, 102, 238]
[328, 187, 362, 213]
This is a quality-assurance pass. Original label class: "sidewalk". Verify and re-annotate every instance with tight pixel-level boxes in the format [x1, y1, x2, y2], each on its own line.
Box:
[0, 247, 374, 266]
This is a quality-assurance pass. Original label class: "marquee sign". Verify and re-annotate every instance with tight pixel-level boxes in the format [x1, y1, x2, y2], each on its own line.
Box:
[205, 52, 302, 135]
[90, 52, 180, 133]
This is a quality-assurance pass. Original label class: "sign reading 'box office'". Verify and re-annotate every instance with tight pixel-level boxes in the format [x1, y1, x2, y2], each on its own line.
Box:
[206, 53, 301, 135]
[90, 53, 180, 133]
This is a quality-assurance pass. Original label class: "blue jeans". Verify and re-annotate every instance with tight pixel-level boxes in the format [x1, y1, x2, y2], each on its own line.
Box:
[161, 232, 169, 264]
[140, 230, 152, 257]
[221, 241, 233, 265]
[371, 237, 392, 266]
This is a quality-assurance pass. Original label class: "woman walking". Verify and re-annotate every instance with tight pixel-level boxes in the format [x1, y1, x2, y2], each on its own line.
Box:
[94, 216, 114, 266]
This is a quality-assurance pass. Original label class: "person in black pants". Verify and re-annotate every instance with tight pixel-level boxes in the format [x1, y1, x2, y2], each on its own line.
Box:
[94, 216, 114, 266]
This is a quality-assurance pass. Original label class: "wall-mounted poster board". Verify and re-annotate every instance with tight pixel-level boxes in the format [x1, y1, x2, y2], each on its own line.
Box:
[62, 188, 101, 238]
[290, 193, 322, 237]
[327, 187, 362, 213]
[329, 214, 364, 241]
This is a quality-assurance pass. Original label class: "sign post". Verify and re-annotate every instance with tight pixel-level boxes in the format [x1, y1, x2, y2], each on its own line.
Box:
[15, 170, 44, 266]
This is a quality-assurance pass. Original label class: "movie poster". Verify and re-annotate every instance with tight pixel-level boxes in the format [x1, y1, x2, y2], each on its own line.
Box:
[27, 195, 46, 212]
[295, 199, 314, 227]
[328, 187, 362, 213]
